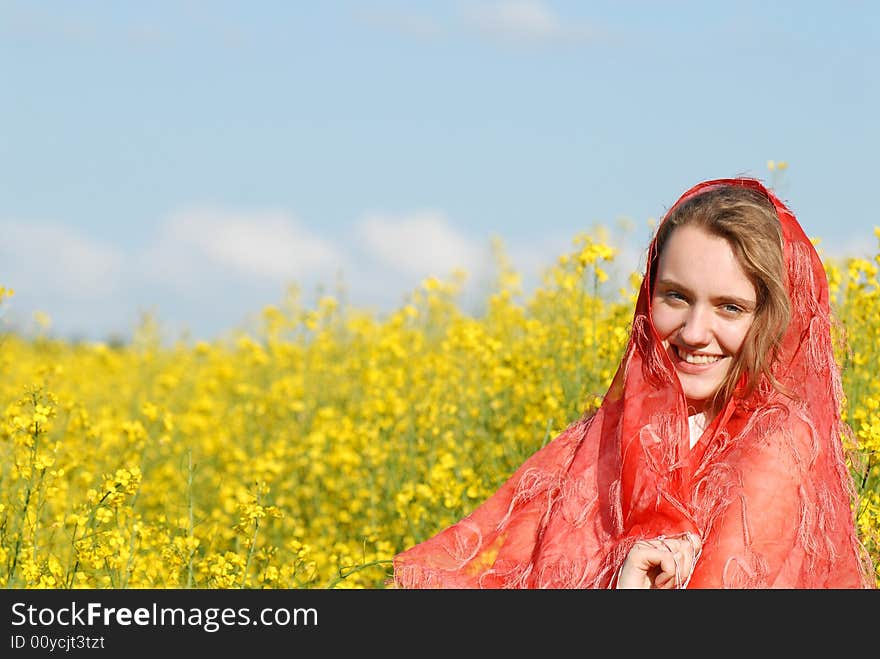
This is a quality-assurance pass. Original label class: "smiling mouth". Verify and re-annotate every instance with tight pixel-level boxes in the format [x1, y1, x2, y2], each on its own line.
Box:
[673, 345, 723, 365]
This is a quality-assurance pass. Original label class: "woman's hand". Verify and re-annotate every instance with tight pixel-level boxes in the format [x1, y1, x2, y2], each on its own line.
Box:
[617, 533, 702, 589]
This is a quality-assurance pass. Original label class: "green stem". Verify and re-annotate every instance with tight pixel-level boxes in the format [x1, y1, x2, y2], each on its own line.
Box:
[186, 450, 196, 588]
[240, 518, 260, 589]
[324, 559, 394, 589]
[7, 481, 33, 586]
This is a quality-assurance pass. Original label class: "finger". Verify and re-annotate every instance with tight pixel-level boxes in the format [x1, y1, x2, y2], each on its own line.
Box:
[673, 533, 702, 563]
[673, 541, 693, 575]
[665, 536, 698, 576]
[625, 538, 694, 589]
[654, 576, 672, 589]
[662, 555, 680, 587]
[658, 540, 682, 584]
[619, 545, 670, 589]
[676, 533, 702, 580]
[685, 532, 703, 554]
[654, 570, 677, 589]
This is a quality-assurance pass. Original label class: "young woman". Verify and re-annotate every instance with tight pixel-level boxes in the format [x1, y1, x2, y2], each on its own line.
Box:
[392, 177, 875, 589]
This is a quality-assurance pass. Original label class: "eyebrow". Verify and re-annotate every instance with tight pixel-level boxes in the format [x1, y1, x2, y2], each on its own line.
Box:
[655, 278, 757, 308]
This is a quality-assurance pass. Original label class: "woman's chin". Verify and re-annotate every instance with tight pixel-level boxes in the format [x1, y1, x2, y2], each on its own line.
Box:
[680, 381, 722, 411]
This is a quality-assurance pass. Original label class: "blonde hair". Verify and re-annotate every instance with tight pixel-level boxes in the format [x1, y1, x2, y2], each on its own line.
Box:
[650, 184, 791, 416]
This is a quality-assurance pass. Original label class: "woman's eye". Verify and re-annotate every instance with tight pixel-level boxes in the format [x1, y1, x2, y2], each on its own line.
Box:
[721, 304, 744, 314]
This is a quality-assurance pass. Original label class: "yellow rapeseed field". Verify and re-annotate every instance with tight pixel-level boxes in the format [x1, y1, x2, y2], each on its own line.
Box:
[1, 228, 878, 589]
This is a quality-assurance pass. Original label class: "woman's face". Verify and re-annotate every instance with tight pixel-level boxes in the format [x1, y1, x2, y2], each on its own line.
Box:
[651, 224, 757, 414]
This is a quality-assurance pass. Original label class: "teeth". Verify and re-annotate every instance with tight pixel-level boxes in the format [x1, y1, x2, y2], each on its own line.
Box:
[677, 347, 721, 365]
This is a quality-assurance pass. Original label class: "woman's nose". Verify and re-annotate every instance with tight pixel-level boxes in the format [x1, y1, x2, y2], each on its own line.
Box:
[678, 306, 712, 346]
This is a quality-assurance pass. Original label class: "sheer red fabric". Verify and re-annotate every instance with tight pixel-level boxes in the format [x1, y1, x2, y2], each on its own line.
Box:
[392, 177, 875, 589]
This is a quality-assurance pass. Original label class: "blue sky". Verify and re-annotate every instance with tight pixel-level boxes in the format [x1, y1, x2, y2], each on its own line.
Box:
[1, 1, 878, 342]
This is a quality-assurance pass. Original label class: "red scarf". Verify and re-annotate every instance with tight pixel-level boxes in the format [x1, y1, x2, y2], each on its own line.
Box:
[392, 178, 874, 588]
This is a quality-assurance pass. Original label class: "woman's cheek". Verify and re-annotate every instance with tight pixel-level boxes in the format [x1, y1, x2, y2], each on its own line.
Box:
[719, 318, 753, 356]
[650, 303, 675, 341]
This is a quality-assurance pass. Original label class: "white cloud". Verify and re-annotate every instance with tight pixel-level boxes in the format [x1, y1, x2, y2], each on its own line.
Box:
[463, 0, 595, 43]
[355, 209, 489, 280]
[0, 219, 124, 298]
[5, 206, 632, 342]
[156, 207, 342, 281]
